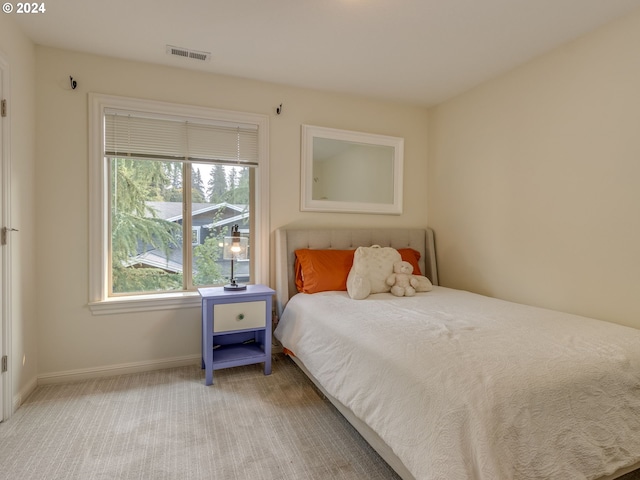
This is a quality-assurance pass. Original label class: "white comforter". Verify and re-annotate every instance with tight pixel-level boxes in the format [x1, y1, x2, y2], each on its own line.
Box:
[274, 287, 640, 480]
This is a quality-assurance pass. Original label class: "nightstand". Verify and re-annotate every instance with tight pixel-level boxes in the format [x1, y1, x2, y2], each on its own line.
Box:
[198, 284, 275, 386]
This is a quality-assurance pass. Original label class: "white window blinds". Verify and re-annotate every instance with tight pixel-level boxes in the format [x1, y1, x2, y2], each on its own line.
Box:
[104, 109, 259, 166]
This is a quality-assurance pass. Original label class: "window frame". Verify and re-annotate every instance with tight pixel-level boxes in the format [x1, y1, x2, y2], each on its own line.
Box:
[88, 94, 269, 315]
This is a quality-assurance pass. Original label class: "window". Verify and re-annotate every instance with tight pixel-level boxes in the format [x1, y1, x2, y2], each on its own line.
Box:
[89, 94, 269, 314]
[192, 227, 201, 246]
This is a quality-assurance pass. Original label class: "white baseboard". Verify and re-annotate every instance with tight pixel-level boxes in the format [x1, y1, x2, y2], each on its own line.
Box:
[13, 376, 37, 412]
[37, 354, 202, 386]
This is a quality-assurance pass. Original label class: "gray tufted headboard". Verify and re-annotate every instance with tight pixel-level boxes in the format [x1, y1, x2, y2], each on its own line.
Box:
[274, 227, 438, 316]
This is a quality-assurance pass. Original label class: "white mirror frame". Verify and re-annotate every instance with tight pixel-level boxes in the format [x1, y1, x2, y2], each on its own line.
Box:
[300, 125, 404, 215]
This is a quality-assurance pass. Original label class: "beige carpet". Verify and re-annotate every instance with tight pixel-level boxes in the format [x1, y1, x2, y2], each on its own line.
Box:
[3, 355, 640, 480]
[0, 354, 400, 480]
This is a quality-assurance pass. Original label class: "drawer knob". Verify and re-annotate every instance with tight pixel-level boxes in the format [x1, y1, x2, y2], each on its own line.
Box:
[237, 313, 245, 320]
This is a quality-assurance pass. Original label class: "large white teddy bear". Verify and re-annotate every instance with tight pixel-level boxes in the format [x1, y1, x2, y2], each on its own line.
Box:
[386, 260, 433, 297]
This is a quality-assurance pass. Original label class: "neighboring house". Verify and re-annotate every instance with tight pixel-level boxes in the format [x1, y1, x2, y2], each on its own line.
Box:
[126, 201, 250, 281]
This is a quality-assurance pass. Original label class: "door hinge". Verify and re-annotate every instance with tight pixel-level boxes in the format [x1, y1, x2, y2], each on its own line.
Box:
[1, 227, 18, 246]
[1, 355, 7, 373]
[1, 99, 6, 118]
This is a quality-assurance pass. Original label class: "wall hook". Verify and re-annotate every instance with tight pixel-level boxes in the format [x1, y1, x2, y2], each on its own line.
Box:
[276, 103, 282, 115]
[70, 76, 77, 90]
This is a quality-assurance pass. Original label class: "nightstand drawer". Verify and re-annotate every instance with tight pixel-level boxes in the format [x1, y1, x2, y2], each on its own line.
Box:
[214, 301, 266, 333]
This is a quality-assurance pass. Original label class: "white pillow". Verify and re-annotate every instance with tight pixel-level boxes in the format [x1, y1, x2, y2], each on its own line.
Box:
[346, 245, 401, 299]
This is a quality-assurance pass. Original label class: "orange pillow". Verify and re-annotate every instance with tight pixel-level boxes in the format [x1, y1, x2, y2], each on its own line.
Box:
[294, 249, 355, 294]
[397, 248, 422, 276]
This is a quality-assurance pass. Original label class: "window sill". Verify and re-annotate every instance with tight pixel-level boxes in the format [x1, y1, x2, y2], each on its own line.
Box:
[88, 291, 202, 315]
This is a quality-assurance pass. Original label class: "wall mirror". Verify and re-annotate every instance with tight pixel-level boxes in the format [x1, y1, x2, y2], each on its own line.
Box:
[300, 125, 404, 214]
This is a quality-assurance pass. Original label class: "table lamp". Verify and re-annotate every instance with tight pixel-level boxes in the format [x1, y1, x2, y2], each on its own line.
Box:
[223, 224, 247, 290]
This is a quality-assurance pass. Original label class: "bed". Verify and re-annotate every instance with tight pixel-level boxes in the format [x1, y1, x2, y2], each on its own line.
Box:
[273, 227, 640, 480]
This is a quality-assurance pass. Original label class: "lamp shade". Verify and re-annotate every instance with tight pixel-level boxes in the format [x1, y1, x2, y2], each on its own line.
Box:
[223, 235, 248, 260]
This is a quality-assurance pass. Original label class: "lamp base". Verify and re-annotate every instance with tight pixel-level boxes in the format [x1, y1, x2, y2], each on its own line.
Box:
[224, 283, 247, 291]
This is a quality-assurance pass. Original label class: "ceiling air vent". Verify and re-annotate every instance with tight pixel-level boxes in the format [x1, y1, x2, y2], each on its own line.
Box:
[166, 45, 212, 62]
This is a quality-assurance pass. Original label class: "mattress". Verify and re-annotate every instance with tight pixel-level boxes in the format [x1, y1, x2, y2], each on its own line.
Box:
[274, 287, 640, 480]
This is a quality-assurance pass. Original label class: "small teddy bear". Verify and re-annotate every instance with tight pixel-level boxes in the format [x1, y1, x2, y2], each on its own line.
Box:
[386, 260, 434, 297]
[386, 260, 417, 297]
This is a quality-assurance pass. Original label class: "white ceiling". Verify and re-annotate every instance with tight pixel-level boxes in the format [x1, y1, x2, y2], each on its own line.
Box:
[12, 0, 640, 106]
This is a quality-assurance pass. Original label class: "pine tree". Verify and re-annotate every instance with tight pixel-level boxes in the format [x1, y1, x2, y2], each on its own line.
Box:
[163, 162, 183, 202]
[191, 167, 206, 203]
[207, 165, 228, 203]
[235, 167, 250, 205]
[227, 168, 238, 204]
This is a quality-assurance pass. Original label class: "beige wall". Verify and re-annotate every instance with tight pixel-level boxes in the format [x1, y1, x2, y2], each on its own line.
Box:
[0, 15, 38, 406]
[428, 10, 640, 329]
[34, 47, 429, 377]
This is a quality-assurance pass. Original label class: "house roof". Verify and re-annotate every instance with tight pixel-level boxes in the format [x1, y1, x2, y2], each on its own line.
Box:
[125, 251, 184, 273]
[146, 202, 247, 222]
